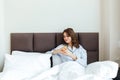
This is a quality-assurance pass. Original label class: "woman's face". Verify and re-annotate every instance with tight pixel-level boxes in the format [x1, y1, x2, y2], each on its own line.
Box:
[63, 32, 72, 44]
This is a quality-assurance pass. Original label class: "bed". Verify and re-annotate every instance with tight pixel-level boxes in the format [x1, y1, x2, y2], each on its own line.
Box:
[0, 33, 118, 80]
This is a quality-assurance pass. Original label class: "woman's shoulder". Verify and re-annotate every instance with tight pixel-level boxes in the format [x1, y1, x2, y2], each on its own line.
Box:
[78, 45, 87, 54]
[78, 44, 86, 50]
[55, 44, 65, 49]
[57, 44, 65, 47]
[79, 44, 83, 48]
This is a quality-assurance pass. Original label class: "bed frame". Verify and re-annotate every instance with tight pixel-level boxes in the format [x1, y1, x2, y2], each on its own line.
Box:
[10, 33, 99, 64]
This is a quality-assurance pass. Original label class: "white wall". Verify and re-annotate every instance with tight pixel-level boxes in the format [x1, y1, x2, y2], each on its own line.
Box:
[5, 0, 100, 33]
[0, 0, 5, 71]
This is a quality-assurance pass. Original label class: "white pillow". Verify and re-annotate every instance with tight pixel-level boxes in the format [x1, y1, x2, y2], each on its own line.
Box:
[85, 61, 119, 78]
[12, 50, 43, 55]
[3, 51, 52, 79]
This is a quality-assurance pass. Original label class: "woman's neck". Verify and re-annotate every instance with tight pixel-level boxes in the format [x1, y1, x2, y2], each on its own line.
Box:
[68, 43, 73, 48]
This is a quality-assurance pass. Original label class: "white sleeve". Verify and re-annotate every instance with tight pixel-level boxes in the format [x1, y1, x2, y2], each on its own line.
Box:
[46, 44, 64, 53]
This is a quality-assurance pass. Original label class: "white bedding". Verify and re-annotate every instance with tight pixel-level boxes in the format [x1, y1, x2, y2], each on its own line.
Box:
[27, 61, 114, 80]
[0, 51, 118, 80]
[0, 74, 112, 80]
[0, 73, 2, 77]
[0, 61, 118, 80]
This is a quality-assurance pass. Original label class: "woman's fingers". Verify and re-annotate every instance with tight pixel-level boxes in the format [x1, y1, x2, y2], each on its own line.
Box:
[61, 46, 67, 51]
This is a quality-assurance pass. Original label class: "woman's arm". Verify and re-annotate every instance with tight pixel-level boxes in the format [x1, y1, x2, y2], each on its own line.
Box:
[52, 46, 68, 55]
[52, 49, 61, 54]
[58, 46, 77, 61]
[52, 44, 65, 55]
[52, 45, 78, 61]
[75, 46, 87, 67]
[67, 52, 77, 61]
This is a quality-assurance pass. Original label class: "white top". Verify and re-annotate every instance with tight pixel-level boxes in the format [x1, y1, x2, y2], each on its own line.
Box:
[50, 44, 87, 67]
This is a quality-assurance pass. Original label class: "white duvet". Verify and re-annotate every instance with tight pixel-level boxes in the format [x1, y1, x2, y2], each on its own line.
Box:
[0, 61, 118, 80]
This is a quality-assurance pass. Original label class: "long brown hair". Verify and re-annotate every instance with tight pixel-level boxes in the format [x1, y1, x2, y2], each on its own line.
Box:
[62, 28, 79, 48]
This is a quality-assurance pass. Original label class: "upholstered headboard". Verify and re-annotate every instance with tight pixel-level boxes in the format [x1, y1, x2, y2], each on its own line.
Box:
[11, 33, 99, 64]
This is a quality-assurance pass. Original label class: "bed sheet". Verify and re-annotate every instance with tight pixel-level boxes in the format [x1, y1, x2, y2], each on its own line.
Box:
[0, 61, 117, 80]
[0, 72, 2, 77]
[25, 61, 113, 80]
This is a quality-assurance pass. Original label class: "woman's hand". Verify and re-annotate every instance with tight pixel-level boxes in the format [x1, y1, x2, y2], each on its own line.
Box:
[61, 46, 77, 60]
[53, 46, 77, 61]
[60, 47, 77, 60]
[60, 46, 68, 55]
[52, 46, 68, 55]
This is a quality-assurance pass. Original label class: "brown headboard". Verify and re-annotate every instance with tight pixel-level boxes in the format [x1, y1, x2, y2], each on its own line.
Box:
[11, 33, 99, 64]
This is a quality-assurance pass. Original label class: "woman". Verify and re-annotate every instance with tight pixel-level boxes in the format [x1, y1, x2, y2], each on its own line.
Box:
[51, 28, 87, 67]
